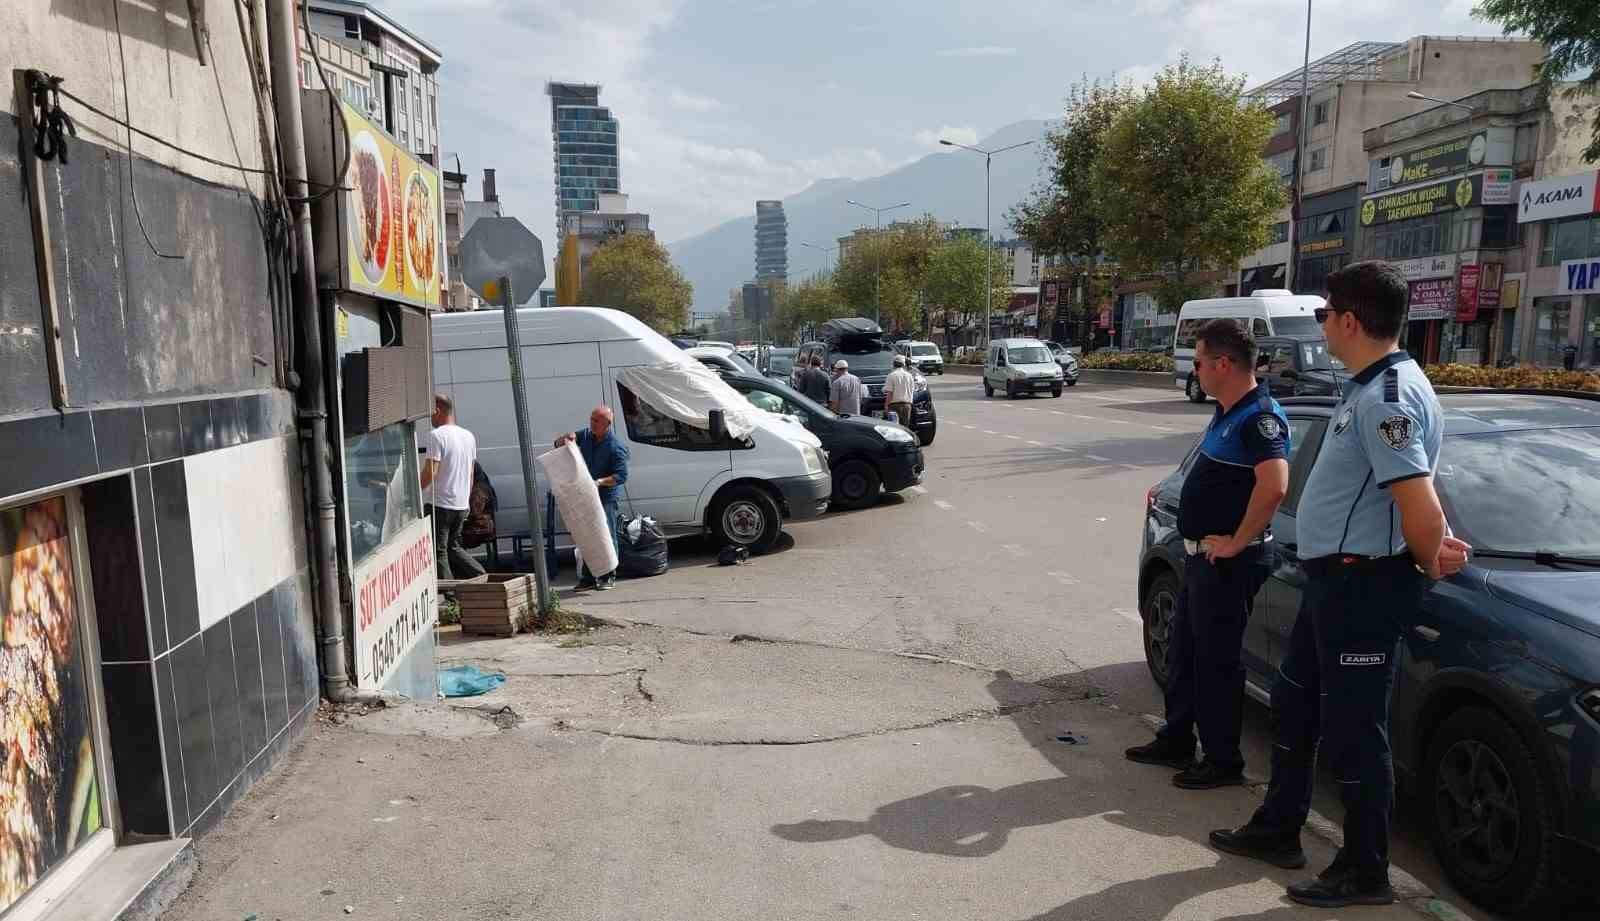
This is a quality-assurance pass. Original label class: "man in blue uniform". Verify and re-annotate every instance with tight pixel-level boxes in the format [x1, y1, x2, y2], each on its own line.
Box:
[1126, 319, 1290, 789]
[555, 405, 630, 591]
[1209, 261, 1471, 907]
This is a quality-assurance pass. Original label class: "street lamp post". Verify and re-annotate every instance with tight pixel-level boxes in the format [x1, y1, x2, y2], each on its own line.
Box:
[800, 241, 837, 274]
[845, 199, 911, 326]
[940, 138, 1037, 350]
[1406, 90, 1477, 116]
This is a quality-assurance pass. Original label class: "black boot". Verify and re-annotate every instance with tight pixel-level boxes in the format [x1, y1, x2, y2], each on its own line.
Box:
[1287, 866, 1395, 908]
[1172, 761, 1246, 790]
[1208, 824, 1307, 869]
[1124, 737, 1195, 769]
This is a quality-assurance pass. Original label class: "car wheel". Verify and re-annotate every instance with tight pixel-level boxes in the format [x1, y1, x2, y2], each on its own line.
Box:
[830, 459, 881, 510]
[1066, 379, 1077, 387]
[710, 485, 782, 555]
[1425, 706, 1561, 915]
[918, 428, 935, 447]
[1006, 381, 1019, 399]
[1186, 374, 1207, 403]
[983, 380, 993, 397]
[1051, 385, 1063, 398]
[1141, 570, 1181, 689]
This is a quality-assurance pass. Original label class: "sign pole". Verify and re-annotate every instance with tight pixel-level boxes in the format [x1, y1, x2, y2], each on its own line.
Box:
[499, 277, 553, 614]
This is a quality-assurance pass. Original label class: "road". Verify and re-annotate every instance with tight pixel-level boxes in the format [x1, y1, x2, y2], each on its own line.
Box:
[578, 373, 1493, 917]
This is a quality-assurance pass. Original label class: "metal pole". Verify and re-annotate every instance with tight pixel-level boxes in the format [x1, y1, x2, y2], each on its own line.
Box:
[1288, 0, 1312, 293]
[874, 210, 882, 326]
[499, 277, 552, 614]
[983, 153, 992, 349]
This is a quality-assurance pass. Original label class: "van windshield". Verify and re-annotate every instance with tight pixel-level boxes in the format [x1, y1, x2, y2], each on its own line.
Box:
[912, 344, 939, 356]
[1008, 346, 1053, 364]
[833, 342, 897, 373]
[1271, 316, 1321, 337]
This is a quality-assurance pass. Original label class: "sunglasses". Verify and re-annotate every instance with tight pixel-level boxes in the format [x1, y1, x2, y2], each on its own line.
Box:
[1313, 306, 1343, 324]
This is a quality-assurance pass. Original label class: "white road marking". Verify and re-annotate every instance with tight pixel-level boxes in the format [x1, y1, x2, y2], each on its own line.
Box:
[1004, 434, 1021, 440]
[961, 424, 976, 430]
[1000, 544, 1026, 557]
[982, 430, 998, 435]
[1026, 440, 1043, 446]
[1085, 454, 1110, 462]
[1070, 414, 1098, 421]
[966, 520, 988, 534]
[1053, 446, 1074, 453]
[1050, 410, 1067, 416]
[1047, 570, 1078, 586]
[1114, 607, 1143, 626]
[933, 499, 955, 511]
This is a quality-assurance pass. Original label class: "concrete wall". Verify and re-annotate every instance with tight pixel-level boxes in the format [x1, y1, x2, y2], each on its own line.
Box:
[1537, 86, 1600, 180]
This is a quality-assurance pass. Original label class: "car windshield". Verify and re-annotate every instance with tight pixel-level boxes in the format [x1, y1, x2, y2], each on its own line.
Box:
[1298, 341, 1344, 370]
[1271, 315, 1322, 337]
[1436, 427, 1600, 557]
[1008, 346, 1052, 364]
[767, 356, 794, 375]
[739, 379, 830, 419]
[833, 343, 897, 373]
[912, 344, 938, 356]
[723, 351, 758, 373]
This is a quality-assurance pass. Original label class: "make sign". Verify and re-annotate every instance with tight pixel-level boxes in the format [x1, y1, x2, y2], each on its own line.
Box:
[1558, 258, 1600, 295]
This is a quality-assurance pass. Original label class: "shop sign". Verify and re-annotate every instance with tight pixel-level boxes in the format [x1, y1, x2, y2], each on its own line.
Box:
[1557, 257, 1600, 295]
[1392, 254, 1458, 282]
[1456, 264, 1481, 323]
[1408, 278, 1455, 321]
[1361, 174, 1481, 227]
[352, 516, 437, 690]
[1386, 131, 1487, 186]
[1041, 280, 1061, 308]
[1097, 307, 1113, 329]
[1481, 169, 1514, 206]
[1300, 237, 1345, 254]
[1517, 170, 1600, 223]
[1477, 263, 1503, 309]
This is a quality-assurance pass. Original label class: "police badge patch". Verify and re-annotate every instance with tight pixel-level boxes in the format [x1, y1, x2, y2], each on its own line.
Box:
[1257, 416, 1282, 440]
[1377, 414, 1413, 450]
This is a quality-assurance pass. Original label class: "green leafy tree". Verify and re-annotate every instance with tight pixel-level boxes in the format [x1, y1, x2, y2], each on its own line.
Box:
[833, 218, 945, 333]
[1475, 0, 1600, 163]
[1093, 57, 1287, 311]
[579, 234, 693, 332]
[923, 236, 1012, 346]
[773, 275, 844, 341]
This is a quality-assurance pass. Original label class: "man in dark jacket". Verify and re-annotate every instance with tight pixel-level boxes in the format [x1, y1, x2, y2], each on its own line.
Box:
[798, 354, 832, 404]
[554, 405, 630, 590]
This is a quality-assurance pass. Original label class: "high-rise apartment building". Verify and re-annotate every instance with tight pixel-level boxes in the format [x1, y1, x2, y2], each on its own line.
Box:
[547, 82, 621, 241]
[305, 1, 442, 163]
[755, 200, 788, 283]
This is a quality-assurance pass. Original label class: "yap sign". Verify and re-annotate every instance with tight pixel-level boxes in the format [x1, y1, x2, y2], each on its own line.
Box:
[1558, 258, 1600, 296]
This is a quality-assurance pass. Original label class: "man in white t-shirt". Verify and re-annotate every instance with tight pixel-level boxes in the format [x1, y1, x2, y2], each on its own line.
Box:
[421, 393, 486, 580]
[883, 354, 916, 427]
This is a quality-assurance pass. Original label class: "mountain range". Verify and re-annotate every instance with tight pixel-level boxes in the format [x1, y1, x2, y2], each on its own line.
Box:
[666, 120, 1056, 315]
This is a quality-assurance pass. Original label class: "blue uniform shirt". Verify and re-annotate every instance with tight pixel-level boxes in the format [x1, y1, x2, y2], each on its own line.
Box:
[1178, 381, 1291, 540]
[574, 429, 629, 504]
[1297, 352, 1442, 559]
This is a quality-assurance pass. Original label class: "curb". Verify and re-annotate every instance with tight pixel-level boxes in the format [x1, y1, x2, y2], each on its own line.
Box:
[1138, 714, 1478, 921]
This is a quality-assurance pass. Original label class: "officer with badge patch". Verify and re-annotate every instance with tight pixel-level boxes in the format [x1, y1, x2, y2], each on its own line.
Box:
[1209, 261, 1471, 908]
[1126, 318, 1290, 791]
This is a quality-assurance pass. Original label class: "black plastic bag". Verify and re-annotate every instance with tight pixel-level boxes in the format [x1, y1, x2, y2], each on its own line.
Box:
[616, 514, 669, 578]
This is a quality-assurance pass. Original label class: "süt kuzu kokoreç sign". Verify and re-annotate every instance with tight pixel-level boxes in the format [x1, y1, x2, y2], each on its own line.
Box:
[353, 516, 437, 690]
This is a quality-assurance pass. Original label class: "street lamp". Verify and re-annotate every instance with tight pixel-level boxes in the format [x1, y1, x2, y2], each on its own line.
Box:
[845, 199, 911, 325]
[1406, 91, 1477, 115]
[940, 138, 1037, 349]
[800, 241, 837, 274]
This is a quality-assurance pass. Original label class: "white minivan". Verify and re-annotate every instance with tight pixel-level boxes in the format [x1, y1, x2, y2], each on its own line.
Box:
[431, 307, 831, 554]
[1172, 289, 1325, 402]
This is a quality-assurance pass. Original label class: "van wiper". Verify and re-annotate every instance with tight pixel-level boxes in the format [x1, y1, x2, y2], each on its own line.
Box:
[1471, 549, 1600, 568]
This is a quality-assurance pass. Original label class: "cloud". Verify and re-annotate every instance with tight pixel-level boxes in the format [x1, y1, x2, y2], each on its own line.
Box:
[1114, 64, 1159, 89]
[667, 88, 725, 112]
[936, 46, 1018, 58]
[914, 125, 980, 148]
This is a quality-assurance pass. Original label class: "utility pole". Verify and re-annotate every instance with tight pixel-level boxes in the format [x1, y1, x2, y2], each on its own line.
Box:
[846, 199, 910, 327]
[940, 138, 1038, 349]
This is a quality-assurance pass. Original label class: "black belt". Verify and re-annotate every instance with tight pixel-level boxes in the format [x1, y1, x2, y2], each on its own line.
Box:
[1183, 534, 1271, 556]
[1303, 553, 1423, 577]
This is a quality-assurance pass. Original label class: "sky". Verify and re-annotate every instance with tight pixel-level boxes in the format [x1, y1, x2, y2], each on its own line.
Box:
[381, 0, 1512, 265]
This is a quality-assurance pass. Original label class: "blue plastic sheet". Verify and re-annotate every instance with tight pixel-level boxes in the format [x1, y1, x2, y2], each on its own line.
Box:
[438, 665, 506, 698]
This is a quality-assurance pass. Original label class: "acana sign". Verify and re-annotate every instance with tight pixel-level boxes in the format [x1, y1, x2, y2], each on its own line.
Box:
[1517, 170, 1600, 223]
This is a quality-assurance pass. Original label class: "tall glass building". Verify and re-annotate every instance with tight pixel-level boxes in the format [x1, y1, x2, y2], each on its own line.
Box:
[547, 82, 621, 241]
[755, 200, 788, 283]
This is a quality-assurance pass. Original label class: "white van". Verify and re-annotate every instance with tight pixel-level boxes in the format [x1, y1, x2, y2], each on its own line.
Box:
[431, 307, 831, 554]
[1172, 289, 1325, 402]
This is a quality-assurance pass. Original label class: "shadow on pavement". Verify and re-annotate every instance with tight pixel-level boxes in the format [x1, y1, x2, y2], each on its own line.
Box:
[933, 430, 1203, 479]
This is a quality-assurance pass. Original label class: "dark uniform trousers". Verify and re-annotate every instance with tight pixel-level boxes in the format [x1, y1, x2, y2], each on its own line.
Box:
[1251, 554, 1426, 878]
[1157, 544, 1270, 773]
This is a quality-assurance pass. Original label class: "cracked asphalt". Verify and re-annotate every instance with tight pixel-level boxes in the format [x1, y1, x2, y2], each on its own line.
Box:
[161, 378, 1478, 921]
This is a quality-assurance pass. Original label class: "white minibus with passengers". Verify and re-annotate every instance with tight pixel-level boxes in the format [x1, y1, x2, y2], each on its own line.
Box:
[1173, 289, 1324, 402]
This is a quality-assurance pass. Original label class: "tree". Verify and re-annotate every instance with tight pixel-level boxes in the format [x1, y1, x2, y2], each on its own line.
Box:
[579, 234, 693, 332]
[774, 274, 845, 341]
[833, 218, 945, 333]
[1093, 57, 1287, 311]
[1475, 0, 1600, 163]
[923, 235, 1012, 346]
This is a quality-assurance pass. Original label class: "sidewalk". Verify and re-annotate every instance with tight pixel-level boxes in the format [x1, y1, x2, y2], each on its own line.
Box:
[160, 622, 1462, 921]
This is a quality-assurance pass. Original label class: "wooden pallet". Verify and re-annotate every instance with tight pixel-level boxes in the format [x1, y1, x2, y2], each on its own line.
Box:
[452, 574, 535, 636]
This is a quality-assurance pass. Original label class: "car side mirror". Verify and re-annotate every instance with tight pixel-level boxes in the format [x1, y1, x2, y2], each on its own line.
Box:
[709, 409, 727, 442]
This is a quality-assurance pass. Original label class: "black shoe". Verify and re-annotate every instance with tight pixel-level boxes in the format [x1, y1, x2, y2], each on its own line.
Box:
[1124, 738, 1195, 769]
[595, 574, 615, 591]
[1173, 761, 1246, 790]
[575, 576, 597, 591]
[1208, 825, 1308, 869]
[1287, 868, 1395, 908]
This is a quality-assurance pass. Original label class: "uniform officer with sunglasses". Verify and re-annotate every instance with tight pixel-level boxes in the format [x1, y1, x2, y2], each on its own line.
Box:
[1208, 261, 1471, 908]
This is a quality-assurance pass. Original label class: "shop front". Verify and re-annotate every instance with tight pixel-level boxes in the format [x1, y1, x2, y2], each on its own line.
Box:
[1294, 184, 1362, 295]
[305, 93, 444, 698]
[1515, 169, 1600, 368]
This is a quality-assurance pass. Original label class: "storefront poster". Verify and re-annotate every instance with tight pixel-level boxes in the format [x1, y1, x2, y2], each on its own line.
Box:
[1517, 170, 1600, 223]
[1477, 263, 1503, 309]
[1408, 278, 1455, 321]
[352, 515, 437, 690]
[1557, 257, 1600, 295]
[336, 99, 442, 309]
[0, 498, 101, 913]
[1386, 131, 1487, 186]
[1361, 174, 1481, 227]
[1393, 254, 1458, 282]
[1457, 264, 1481, 323]
[1481, 169, 1514, 206]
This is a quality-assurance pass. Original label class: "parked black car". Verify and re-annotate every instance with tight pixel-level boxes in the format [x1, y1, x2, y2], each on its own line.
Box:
[1137, 391, 1600, 914]
[1254, 336, 1345, 397]
[798, 319, 937, 446]
[722, 372, 924, 509]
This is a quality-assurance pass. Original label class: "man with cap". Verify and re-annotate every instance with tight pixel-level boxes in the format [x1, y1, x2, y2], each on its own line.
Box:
[829, 359, 863, 415]
[1125, 317, 1289, 791]
[1208, 260, 1471, 908]
[883, 354, 916, 427]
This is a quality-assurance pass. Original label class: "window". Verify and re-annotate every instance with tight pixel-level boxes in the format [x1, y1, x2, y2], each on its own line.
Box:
[1296, 253, 1349, 295]
[1248, 318, 1268, 338]
[1583, 295, 1600, 369]
[1312, 101, 1330, 125]
[1273, 111, 1292, 136]
[1308, 146, 1327, 172]
[1266, 345, 1294, 375]
[1281, 419, 1326, 513]
[1531, 296, 1572, 367]
[1481, 206, 1519, 249]
[617, 383, 741, 451]
[342, 421, 420, 566]
[1265, 150, 1295, 184]
[1538, 215, 1600, 266]
[1514, 124, 1539, 165]
[1270, 221, 1290, 244]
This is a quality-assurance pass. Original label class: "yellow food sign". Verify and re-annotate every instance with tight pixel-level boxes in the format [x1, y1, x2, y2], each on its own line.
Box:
[338, 99, 441, 309]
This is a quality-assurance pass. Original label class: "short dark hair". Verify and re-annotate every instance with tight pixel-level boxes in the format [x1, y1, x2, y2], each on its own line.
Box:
[1324, 260, 1409, 341]
[434, 393, 454, 415]
[811, 354, 823, 367]
[1195, 318, 1256, 370]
